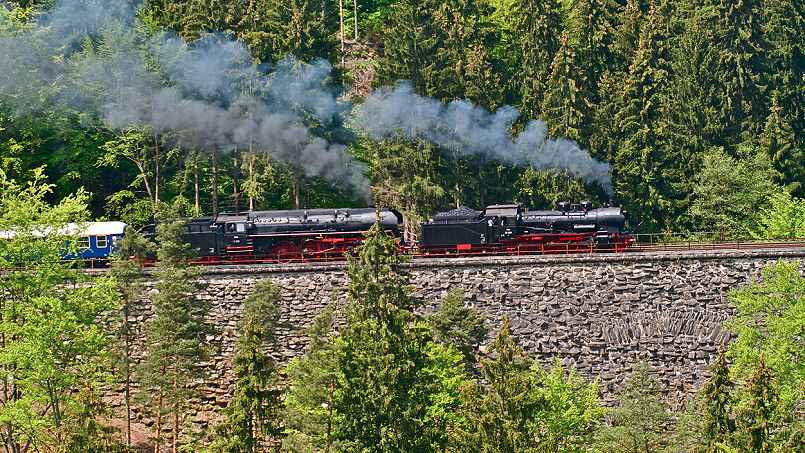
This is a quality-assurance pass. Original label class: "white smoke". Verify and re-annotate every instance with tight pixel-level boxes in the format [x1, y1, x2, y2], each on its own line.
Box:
[0, 0, 613, 200]
[355, 83, 613, 193]
[0, 0, 367, 195]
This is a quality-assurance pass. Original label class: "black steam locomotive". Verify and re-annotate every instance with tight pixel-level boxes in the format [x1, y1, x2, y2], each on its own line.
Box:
[418, 202, 631, 255]
[147, 208, 402, 263]
[141, 202, 629, 264]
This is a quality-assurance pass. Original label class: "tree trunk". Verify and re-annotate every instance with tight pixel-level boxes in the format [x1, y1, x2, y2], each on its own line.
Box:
[338, 0, 345, 64]
[124, 303, 132, 448]
[212, 148, 219, 217]
[353, 0, 358, 40]
[172, 380, 179, 453]
[154, 132, 160, 203]
[292, 174, 301, 209]
[233, 150, 240, 214]
[154, 388, 163, 453]
[248, 156, 255, 211]
[194, 165, 200, 215]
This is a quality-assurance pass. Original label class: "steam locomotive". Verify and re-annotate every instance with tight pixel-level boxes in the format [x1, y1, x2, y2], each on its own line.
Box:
[418, 202, 631, 255]
[138, 202, 630, 263]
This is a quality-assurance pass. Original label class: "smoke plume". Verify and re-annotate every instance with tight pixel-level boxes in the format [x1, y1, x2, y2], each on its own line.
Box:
[355, 83, 613, 193]
[0, 0, 613, 201]
[0, 0, 366, 194]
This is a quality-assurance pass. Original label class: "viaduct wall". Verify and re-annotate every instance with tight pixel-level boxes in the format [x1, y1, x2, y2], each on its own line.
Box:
[110, 248, 805, 428]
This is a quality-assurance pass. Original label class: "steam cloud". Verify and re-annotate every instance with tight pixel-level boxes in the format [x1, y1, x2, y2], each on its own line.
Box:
[0, 0, 366, 194]
[355, 83, 612, 193]
[0, 0, 613, 202]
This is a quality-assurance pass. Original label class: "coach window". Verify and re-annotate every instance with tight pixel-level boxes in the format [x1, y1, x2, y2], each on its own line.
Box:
[77, 237, 90, 249]
[96, 236, 108, 248]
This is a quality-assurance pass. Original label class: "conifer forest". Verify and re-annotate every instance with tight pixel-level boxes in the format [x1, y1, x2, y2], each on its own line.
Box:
[0, 0, 803, 451]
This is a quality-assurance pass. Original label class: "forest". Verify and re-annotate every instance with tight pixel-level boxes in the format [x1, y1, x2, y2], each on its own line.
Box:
[0, 0, 803, 451]
[0, 0, 803, 238]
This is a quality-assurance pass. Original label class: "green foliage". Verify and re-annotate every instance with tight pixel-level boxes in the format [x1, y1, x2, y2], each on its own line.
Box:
[283, 304, 341, 452]
[735, 356, 777, 453]
[689, 150, 780, 238]
[596, 363, 671, 453]
[700, 351, 736, 450]
[0, 168, 120, 450]
[426, 288, 488, 367]
[752, 190, 805, 239]
[453, 317, 604, 451]
[366, 138, 445, 240]
[211, 281, 284, 452]
[335, 222, 441, 450]
[727, 261, 804, 427]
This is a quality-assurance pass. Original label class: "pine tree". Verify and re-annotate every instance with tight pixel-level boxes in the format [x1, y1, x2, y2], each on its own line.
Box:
[139, 205, 211, 453]
[737, 356, 777, 453]
[711, 0, 769, 145]
[700, 350, 736, 450]
[493, 0, 562, 118]
[762, 0, 804, 197]
[376, 0, 447, 98]
[567, 0, 621, 100]
[367, 138, 445, 242]
[426, 288, 488, 368]
[540, 34, 592, 145]
[110, 230, 154, 449]
[596, 363, 671, 453]
[334, 222, 436, 450]
[451, 317, 542, 450]
[263, 0, 338, 64]
[283, 305, 341, 452]
[211, 281, 284, 452]
[611, 2, 673, 232]
[761, 96, 803, 195]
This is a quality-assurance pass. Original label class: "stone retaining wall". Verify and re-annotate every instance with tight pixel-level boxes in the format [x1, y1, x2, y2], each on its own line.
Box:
[110, 248, 805, 429]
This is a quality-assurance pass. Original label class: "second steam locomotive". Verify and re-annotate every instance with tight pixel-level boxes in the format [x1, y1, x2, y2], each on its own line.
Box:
[140, 202, 631, 264]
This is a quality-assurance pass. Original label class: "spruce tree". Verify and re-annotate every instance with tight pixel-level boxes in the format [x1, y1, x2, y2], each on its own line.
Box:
[283, 305, 341, 452]
[611, 2, 673, 232]
[596, 363, 671, 453]
[762, 96, 803, 195]
[737, 356, 777, 453]
[426, 288, 488, 368]
[110, 230, 153, 449]
[211, 281, 284, 452]
[451, 317, 541, 450]
[333, 222, 435, 450]
[493, 0, 562, 118]
[139, 206, 211, 453]
[540, 34, 592, 145]
[762, 0, 804, 197]
[711, 0, 769, 144]
[263, 0, 338, 64]
[567, 0, 621, 99]
[376, 0, 445, 97]
[700, 350, 736, 450]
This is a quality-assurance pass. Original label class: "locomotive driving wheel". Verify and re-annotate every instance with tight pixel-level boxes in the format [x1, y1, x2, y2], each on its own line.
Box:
[272, 241, 303, 261]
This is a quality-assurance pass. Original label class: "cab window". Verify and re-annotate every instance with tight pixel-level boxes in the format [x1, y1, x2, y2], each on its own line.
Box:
[77, 237, 90, 249]
[96, 236, 108, 248]
[236, 223, 246, 233]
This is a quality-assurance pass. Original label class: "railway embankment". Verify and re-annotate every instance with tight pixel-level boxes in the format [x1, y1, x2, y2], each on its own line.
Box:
[100, 247, 805, 428]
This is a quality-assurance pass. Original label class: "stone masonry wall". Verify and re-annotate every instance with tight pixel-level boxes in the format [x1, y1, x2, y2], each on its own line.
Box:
[111, 248, 805, 429]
